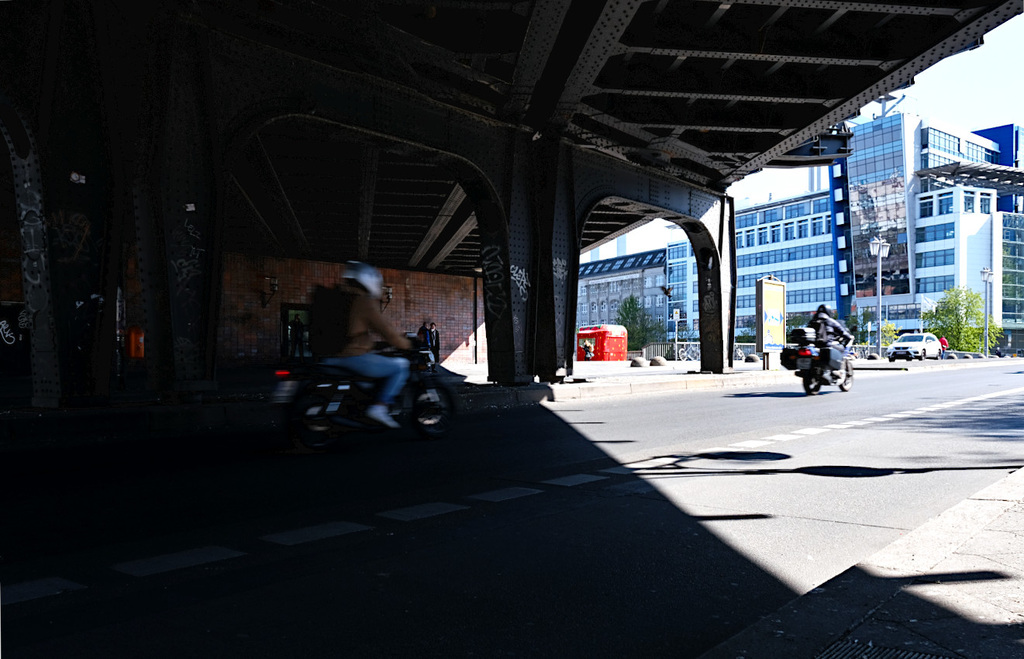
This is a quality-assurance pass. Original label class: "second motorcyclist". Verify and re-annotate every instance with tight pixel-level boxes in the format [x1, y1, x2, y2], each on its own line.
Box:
[807, 304, 853, 375]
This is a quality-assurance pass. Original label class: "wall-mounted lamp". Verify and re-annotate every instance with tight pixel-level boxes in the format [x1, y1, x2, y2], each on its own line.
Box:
[381, 285, 394, 312]
[260, 276, 279, 308]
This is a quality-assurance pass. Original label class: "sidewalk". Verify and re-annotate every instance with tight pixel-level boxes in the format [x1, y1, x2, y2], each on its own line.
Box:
[700, 467, 1024, 659]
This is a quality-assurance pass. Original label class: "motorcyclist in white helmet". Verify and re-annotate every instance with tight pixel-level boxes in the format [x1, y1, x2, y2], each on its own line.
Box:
[316, 261, 412, 429]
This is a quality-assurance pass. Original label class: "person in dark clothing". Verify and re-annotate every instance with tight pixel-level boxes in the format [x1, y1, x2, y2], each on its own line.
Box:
[289, 314, 305, 361]
[428, 322, 440, 372]
[807, 305, 853, 347]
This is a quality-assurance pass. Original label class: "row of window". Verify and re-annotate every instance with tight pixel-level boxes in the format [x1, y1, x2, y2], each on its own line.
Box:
[919, 192, 992, 218]
[736, 198, 830, 229]
[736, 217, 831, 249]
[738, 242, 833, 268]
[915, 249, 955, 269]
[923, 127, 999, 164]
[732, 286, 835, 310]
[579, 275, 664, 295]
[916, 223, 955, 243]
[737, 264, 833, 289]
[580, 297, 667, 314]
[916, 275, 954, 293]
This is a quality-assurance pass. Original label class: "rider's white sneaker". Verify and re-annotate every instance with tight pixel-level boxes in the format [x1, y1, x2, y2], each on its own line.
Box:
[366, 404, 399, 429]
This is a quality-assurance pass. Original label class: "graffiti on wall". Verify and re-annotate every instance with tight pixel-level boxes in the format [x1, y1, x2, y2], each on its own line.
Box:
[510, 263, 530, 301]
[480, 244, 508, 319]
[553, 257, 568, 282]
[48, 211, 94, 264]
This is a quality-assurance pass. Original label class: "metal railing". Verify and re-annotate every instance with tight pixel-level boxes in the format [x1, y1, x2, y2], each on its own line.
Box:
[639, 342, 894, 362]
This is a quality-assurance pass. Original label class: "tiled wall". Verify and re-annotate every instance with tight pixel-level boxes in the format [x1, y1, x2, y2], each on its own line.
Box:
[217, 253, 487, 367]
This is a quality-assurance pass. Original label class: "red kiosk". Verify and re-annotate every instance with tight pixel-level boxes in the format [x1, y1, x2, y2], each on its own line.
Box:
[576, 324, 628, 361]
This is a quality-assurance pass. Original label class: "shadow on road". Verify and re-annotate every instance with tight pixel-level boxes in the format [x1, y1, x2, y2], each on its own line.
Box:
[1, 400, 1022, 657]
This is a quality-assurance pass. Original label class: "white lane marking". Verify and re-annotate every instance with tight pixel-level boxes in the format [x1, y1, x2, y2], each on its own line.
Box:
[824, 424, 853, 429]
[843, 420, 874, 426]
[792, 427, 829, 435]
[730, 440, 774, 448]
[601, 457, 680, 475]
[468, 487, 543, 502]
[763, 434, 801, 441]
[1, 577, 86, 605]
[113, 546, 246, 577]
[862, 417, 889, 422]
[261, 521, 372, 546]
[377, 502, 469, 521]
[542, 474, 609, 487]
[884, 413, 912, 418]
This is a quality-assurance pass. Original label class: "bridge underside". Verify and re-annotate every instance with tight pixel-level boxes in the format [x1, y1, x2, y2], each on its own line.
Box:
[1, 1, 1019, 405]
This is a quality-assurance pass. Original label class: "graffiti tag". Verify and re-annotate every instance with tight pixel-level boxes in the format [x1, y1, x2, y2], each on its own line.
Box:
[480, 245, 508, 319]
[0, 320, 15, 345]
[510, 264, 530, 301]
[553, 257, 568, 282]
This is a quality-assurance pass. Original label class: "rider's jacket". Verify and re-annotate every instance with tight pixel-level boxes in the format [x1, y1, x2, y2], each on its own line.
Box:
[808, 312, 854, 346]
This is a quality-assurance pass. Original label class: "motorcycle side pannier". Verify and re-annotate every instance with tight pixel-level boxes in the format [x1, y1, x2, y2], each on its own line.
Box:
[826, 345, 845, 370]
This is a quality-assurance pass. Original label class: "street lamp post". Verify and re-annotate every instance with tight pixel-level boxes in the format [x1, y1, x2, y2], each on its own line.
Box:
[868, 236, 890, 358]
[981, 267, 993, 357]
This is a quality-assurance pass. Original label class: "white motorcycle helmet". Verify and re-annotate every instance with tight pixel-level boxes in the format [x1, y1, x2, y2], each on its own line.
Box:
[343, 261, 383, 298]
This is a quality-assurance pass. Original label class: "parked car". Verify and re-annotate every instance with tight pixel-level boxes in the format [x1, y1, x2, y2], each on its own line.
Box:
[887, 332, 942, 361]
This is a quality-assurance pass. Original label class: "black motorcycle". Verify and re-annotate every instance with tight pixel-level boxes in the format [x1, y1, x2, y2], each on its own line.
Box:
[781, 327, 854, 396]
[272, 342, 456, 450]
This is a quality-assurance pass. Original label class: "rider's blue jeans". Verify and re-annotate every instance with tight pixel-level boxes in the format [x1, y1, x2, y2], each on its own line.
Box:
[321, 354, 410, 405]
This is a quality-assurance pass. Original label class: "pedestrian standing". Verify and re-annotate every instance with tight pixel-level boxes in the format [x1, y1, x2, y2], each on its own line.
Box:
[289, 314, 305, 362]
[429, 322, 440, 372]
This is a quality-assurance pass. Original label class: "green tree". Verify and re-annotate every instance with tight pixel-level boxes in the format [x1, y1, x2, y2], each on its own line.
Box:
[922, 286, 1003, 351]
[615, 295, 666, 350]
[881, 321, 899, 347]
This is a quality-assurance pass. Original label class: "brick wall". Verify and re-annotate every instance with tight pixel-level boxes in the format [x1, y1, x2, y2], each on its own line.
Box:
[217, 253, 487, 367]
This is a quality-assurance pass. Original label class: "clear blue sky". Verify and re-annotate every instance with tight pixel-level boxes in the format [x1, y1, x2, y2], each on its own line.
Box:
[597, 11, 1024, 259]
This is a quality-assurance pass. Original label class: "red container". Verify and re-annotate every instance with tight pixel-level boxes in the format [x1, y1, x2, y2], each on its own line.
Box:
[576, 325, 628, 361]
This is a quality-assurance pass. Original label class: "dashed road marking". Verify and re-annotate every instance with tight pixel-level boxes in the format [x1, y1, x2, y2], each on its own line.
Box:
[730, 440, 774, 448]
[824, 424, 853, 429]
[261, 521, 372, 546]
[862, 417, 890, 422]
[843, 420, 874, 426]
[113, 546, 246, 577]
[792, 427, 829, 435]
[377, 502, 469, 521]
[763, 434, 801, 441]
[542, 474, 609, 487]
[468, 487, 543, 502]
[1, 577, 86, 605]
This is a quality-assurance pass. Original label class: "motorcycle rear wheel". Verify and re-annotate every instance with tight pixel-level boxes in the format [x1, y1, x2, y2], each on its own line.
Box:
[288, 386, 340, 451]
[802, 374, 822, 396]
[411, 383, 455, 440]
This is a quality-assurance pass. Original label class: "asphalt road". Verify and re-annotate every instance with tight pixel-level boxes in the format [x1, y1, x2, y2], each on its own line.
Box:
[2, 362, 1022, 658]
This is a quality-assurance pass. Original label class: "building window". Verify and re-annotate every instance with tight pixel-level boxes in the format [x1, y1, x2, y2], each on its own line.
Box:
[813, 198, 830, 213]
[981, 194, 992, 213]
[938, 192, 954, 215]
[812, 218, 824, 236]
[785, 202, 809, 219]
[916, 275, 955, 294]
[797, 219, 809, 239]
[963, 193, 975, 213]
[601, 302, 607, 313]
[770, 226, 781, 243]
[783, 222, 795, 240]
[746, 230, 755, 247]
[644, 277, 651, 287]
[919, 198, 934, 218]
[656, 275, 664, 286]
[736, 234, 743, 250]
[764, 208, 780, 223]
[644, 296, 651, 308]
[916, 249, 955, 268]
[916, 222, 955, 243]
[757, 227, 768, 245]
[591, 303, 597, 312]
[737, 213, 758, 228]
[692, 300, 700, 312]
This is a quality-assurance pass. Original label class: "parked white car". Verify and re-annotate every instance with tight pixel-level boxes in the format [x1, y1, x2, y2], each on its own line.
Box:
[886, 332, 942, 361]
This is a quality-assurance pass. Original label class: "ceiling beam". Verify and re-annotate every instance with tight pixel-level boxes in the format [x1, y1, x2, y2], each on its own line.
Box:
[408, 185, 467, 267]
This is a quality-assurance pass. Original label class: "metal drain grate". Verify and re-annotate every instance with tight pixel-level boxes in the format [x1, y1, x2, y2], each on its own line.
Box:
[816, 640, 957, 659]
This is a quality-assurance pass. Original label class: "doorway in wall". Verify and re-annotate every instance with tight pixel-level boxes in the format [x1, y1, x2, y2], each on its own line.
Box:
[281, 305, 311, 362]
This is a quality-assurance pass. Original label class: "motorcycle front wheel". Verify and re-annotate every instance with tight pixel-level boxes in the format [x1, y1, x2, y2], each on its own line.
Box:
[802, 373, 822, 396]
[287, 385, 339, 451]
[411, 382, 455, 440]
